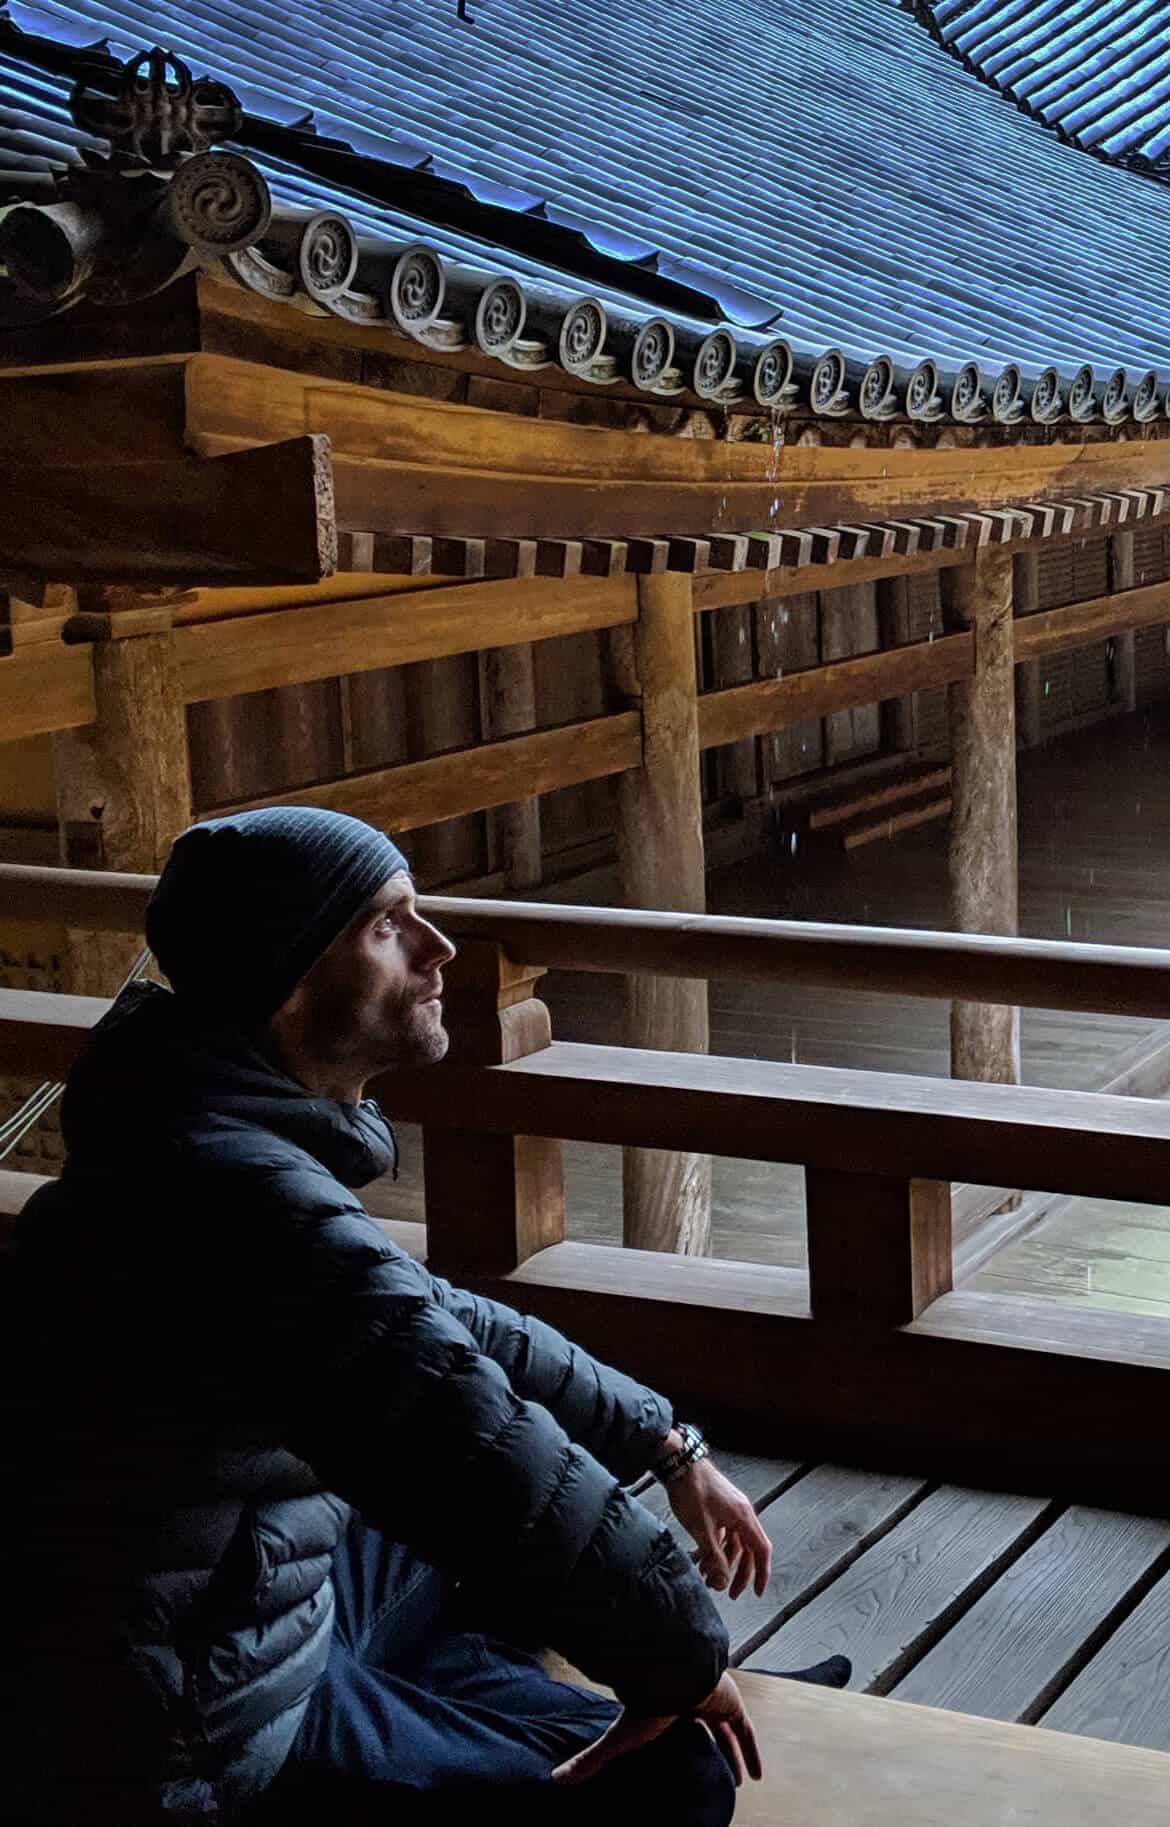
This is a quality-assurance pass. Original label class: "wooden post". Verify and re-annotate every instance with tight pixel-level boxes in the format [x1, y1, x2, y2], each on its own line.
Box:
[876, 575, 918, 753]
[479, 643, 543, 889]
[611, 573, 712, 1255]
[52, 601, 191, 996]
[806, 1168, 952, 1326]
[1014, 550, 1044, 750]
[418, 938, 564, 1279]
[1109, 532, 1138, 713]
[945, 551, 1021, 1086]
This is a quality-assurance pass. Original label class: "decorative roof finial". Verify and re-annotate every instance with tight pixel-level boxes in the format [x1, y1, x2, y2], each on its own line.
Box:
[70, 47, 242, 169]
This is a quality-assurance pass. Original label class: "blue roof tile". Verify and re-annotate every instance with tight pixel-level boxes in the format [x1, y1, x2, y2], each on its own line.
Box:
[5, 0, 1170, 377]
[913, 0, 1170, 164]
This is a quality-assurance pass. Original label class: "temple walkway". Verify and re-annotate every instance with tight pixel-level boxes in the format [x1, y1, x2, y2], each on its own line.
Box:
[371, 705, 1170, 1316]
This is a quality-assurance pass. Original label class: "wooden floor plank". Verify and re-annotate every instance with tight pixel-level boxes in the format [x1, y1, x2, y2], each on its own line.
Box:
[717, 1465, 928, 1662]
[1040, 1568, 1170, 1749]
[744, 1485, 1051, 1690]
[729, 1675, 1170, 1827]
[893, 1506, 1170, 1722]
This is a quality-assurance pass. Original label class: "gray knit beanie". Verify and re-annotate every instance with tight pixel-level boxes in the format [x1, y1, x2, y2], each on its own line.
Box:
[146, 807, 409, 1022]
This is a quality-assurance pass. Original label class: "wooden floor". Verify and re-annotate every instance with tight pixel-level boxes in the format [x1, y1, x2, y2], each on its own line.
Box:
[635, 1448, 1170, 1756]
[371, 706, 1170, 1314]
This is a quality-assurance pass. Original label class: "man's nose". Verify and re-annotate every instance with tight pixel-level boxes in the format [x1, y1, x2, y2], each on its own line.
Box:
[416, 919, 456, 972]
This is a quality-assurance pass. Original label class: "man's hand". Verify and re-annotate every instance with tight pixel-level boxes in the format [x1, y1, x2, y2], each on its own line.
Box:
[551, 1671, 762, 1787]
[667, 1454, 773, 1599]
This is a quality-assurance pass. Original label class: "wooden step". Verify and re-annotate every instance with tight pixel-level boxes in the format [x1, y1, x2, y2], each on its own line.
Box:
[730, 1674, 1170, 1827]
[840, 791, 952, 850]
[808, 764, 952, 832]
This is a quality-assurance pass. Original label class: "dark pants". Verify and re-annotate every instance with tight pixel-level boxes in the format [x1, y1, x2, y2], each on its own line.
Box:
[258, 1514, 736, 1825]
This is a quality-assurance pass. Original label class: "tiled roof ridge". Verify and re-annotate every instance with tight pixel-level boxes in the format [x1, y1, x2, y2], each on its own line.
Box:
[0, 7, 782, 330]
[902, 0, 1170, 177]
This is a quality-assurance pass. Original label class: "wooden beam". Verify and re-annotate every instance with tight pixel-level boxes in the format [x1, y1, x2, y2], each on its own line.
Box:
[947, 552, 1021, 1086]
[0, 436, 336, 586]
[696, 633, 974, 751]
[0, 987, 102, 1078]
[208, 712, 642, 830]
[610, 574, 712, 1255]
[806, 1171, 952, 1327]
[0, 644, 94, 741]
[1014, 577, 1170, 664]
[11, 864, 1170, 1020]
[175, 574, 636, 703]
[379, 1040, 1170, 1206]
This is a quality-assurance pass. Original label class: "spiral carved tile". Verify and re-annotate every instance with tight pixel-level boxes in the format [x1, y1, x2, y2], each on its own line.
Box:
[1029, 366, 1064, 424]
[1068, 365, 1098, 423]
[631, 317, 675, 390]
[860, 355, 897, 419]
[906, 358, 943, 421]
[165, 151, 271, 256]
[693, 328, 737, 397]
[752, 339, 793, 406]
[389, 244, 445, 336]
[810, 348, 850, 415]
[950, 362, 986, 423]
[297, 211, 358, 304]
[992, 364, 1024, 423]
[1133, 370, 1161, 423]
[559, 297, 607, 371]
[1103, 368, 1131, 424]
[475, 277, 526, 355]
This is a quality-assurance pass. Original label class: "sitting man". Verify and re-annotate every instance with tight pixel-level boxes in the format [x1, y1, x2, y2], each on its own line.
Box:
[5, 807, 846, 1825]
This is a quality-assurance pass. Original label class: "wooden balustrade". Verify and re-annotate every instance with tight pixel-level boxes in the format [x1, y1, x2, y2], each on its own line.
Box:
[9, 864, 1170, 1498]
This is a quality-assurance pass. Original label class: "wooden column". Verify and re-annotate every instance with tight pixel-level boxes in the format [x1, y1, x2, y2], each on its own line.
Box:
[806, 1169, 952, 1326]
[415, 938, 564, 1280]
[1013, 550, 1044, 750]
[52, 601, 191, 996]
[1109, 532, 1138, 713]
[479, 643, 542, 889]
[945, 551, 1021, 1086]
[612, 573, 712, 1255]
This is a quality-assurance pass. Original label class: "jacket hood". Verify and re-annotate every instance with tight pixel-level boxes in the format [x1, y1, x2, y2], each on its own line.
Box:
[57, 981, 396, 1190]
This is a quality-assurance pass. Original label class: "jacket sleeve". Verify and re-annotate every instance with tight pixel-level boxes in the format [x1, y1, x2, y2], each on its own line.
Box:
[261, 1194, 726, 1715]
[420, 1269, 672, 1485]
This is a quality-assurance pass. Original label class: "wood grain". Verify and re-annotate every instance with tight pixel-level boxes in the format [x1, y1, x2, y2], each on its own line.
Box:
[728, 1673, 1170, 1827]
[175, 575, 636, 702]
[893, 1506, 1170, 1722]
[208, 713, 642, 830]
[744, 1484, 1051, 1690]
[1042, 1567, 1170, 1748]
[0, 645, 94, 741]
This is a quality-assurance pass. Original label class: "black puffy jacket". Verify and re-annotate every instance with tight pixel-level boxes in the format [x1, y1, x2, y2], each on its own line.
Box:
[3, 984, 726, 1823]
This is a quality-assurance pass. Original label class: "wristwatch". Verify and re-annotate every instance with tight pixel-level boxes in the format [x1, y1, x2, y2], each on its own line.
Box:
[652, 1422, 710, 1485]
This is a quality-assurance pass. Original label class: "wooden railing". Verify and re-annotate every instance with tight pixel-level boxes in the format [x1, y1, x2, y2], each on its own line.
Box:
[6, 862, 1170, 1504]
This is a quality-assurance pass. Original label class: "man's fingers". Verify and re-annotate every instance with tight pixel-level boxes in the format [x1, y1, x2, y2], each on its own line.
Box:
[551, 1713, 672, 1785]
[734, 1703, 764, 1782]
[714, 1718, 746, 1786]
[698, 1534, 731, 1590]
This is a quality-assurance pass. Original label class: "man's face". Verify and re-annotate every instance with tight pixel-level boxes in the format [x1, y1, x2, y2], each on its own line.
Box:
[293, 872, 456, 1077]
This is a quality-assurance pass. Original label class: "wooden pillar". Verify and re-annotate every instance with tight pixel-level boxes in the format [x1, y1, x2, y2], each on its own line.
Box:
[806, 1169, 952, 1326]
[1013, 550, 1044, 750]
[876, 575, 918, 753]
[479, 643, 543, 889]
[945, 550, 1021, 1086]
[52, 601, 191, 995]
[611, 573, 712, 1255]
[415, 938, 564, 1280]
[1109, 532, 1138, 713]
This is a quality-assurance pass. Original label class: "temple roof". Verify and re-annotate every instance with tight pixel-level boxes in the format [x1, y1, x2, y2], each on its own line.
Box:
[4, 0, 1170, 412]
[910, 0, 1170, 168]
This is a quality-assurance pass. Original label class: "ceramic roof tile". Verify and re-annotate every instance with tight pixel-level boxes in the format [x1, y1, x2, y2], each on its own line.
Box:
[913, 0, 1170, 163]
[4, 0, 1170, 374]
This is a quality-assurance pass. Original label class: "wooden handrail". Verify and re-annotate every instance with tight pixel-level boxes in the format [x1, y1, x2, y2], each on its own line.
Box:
[7, 863, 1170, 1018]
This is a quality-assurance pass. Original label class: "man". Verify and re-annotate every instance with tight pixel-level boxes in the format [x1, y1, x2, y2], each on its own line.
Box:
[5, 807, 846, 1824]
